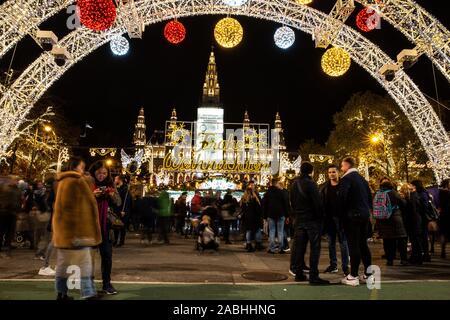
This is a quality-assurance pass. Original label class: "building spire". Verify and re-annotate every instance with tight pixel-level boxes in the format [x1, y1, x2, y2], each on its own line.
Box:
[275, 112, 282, 129]
[243, 110, 250, 129]
[274, 112, 286, 150]
[171, 107, 177, 122]
[202, 48, 220, 107]
[133, 107, 147, 146]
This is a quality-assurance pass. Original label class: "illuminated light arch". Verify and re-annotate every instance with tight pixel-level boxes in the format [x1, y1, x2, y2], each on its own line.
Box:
[0, 0, 448, 82]
[0, 0, 449, 182]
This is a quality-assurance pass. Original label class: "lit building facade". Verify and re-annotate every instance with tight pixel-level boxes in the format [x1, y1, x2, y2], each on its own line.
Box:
[132, 50, 298, 190]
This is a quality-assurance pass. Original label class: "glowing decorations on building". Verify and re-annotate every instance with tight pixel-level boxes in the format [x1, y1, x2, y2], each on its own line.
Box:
[321, 47, 351, 77]
[121, 149, 144, 174]
[164, 20, 186, 44]
[77, 0, 117, 32]
[295, 0, 313, 4]
[110, 35, 129, 56]
[274, 26, 295, 49]
[214, 17, 243, 48]
[356, 7, 380, 32]
[222, 0, 248, 7]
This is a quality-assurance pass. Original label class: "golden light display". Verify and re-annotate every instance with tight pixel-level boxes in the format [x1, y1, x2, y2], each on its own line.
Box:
[214, 17, 243, 48]
[321, 47, 351, 77]
[295, 0, 313, 4]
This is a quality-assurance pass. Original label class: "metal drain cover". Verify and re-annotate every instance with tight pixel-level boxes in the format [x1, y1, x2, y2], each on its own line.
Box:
[241, 271, 288, 282]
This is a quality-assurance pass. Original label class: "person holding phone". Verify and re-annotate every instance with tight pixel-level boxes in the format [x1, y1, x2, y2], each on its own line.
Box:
[89, 161, 121, 295]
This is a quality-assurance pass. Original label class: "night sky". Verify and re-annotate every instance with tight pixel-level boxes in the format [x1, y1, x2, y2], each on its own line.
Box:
[1, 0, 449, 151]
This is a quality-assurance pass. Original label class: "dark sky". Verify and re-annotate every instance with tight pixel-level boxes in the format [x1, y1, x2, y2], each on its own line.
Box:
[2, 0, 449, 150]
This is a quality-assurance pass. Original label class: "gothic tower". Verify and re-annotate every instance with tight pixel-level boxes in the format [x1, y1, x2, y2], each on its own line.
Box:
[274, 112, 286, 150]
[201, 49, 221, 108]
[133, 107, 147, 146]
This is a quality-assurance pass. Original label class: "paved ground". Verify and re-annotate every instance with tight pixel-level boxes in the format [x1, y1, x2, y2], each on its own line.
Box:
[1, 233, 449, 299]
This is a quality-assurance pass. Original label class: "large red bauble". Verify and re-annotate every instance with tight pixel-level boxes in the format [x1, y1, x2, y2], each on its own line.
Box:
[77, 0, 117, 32]
[356, 7, 379, 32]
[164, 20, 186, 44]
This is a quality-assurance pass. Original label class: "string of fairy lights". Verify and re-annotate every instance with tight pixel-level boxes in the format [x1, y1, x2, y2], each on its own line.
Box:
[74, 0, 383, 77]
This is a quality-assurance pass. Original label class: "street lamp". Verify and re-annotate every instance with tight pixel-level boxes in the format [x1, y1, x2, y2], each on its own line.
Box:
[370, 134, 381, 144]
[27, 123, 53, 179]
[369, 132, 389, 176]
[106, 159, 113, 167]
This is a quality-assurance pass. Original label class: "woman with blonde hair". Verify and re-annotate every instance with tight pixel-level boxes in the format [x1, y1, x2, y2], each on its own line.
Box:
[240, 181, 263, 252]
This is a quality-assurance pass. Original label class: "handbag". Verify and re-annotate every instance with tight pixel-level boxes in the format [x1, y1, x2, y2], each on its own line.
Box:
[107, 209, 124, 229]
[425, 193, 440, 221]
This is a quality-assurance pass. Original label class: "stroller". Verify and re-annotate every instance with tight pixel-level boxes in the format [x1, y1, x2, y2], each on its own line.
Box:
[14, 212, 33, 248]
[196, 215, 219, 252]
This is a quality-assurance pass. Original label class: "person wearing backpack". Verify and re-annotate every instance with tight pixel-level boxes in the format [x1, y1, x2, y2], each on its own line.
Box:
[373, 177, 408, 266]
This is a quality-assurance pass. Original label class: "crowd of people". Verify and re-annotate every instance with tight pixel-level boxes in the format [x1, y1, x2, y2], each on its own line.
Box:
[0, 155, 449, 298]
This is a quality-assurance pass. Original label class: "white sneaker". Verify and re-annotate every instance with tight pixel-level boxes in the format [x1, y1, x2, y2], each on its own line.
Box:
[341, 275, 360, 287]
[288, 269, 296, 277]
[38, 266, 56, 276]
[360, 274, 375, 286]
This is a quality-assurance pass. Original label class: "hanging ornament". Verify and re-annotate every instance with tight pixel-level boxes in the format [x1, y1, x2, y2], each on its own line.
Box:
[295, 0, 313, 4]
[274, 26, 295, 49]
[223, 0, 248, 6]
[110, 35, 129, 56]
[321, 47, 351, 77]
[77, 0, 117, 32]
[356, 7, 380, 32]
[214, 17, 243, 48]
[164, 20, 186, 44]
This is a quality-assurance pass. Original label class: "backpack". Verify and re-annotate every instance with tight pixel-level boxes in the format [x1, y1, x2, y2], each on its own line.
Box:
[372, 190, 396, 220]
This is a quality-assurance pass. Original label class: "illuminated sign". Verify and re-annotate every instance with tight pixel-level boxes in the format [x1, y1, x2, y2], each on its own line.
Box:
[195, 107, 224, 162]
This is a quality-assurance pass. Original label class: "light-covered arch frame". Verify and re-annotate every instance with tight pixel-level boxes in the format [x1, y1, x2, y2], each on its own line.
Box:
[0, 0, 449, 182]
[0, 0, 448, 82]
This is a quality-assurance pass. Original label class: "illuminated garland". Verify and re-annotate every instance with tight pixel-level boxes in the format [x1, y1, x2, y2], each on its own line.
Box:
[295, 0, 313, 4]
[164, 20, 186, 44]
[77, 0, 117, 32]
[223, 0, 248, 6]
[89, 148, 117, 157]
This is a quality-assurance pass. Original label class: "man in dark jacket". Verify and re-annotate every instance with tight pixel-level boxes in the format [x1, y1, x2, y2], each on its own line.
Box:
[289, 162, 329, 285]
[263, 178, 290, 254]
[338, 157, 373, 287]
[319, 164, 349, 275]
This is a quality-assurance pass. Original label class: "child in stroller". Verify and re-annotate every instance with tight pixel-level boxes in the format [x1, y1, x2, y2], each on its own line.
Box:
[196, 215, 219, 251]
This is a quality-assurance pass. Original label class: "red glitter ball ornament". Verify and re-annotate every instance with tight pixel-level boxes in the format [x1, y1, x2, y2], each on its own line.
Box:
[164, 20, 186, 44]
[77, 0, 117, 32]
[356, 7, 380, 32]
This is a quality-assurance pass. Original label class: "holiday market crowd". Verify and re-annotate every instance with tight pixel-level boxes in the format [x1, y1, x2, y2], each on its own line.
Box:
[0, 156, 449, 299]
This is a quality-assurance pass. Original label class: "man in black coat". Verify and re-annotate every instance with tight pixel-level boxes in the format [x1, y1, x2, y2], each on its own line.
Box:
[263, 178, 290, 254]
[338, 157, 373, 287]
[289, 162, 329, 285]
[319, 164, 349, 275]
